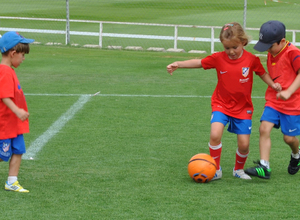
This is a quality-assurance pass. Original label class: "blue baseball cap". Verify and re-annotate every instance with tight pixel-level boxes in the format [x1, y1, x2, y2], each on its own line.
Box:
[254, 20, 286, 52]
[0, 31, 35, 53]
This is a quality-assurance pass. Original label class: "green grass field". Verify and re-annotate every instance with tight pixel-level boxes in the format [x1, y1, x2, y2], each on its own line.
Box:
[0, 45, 298, 220]
[1, 1, 300, 219]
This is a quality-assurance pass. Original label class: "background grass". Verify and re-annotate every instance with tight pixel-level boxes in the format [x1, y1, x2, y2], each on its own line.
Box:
[2, 0, 300, 53]
[0, 45, 297, 220]
[0, 0, 300, 219]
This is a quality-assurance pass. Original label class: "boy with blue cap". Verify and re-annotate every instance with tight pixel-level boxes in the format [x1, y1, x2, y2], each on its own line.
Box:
[0, 31, 34, 192]
[245, 21, 300, 179]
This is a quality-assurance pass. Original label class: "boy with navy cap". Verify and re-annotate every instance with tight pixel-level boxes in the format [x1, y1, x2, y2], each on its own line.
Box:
[0, 31, 34, 192]
[245, 21, 300, 179]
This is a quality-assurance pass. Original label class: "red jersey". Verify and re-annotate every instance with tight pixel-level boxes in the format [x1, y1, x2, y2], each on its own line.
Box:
[201, 50, 266, 119]
[0, 65, 29, 139]
[265, 42, 300, 115]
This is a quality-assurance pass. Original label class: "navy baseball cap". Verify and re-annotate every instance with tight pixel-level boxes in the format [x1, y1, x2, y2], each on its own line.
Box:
[254, 20, 286, 52]
[0, 31, 34, 53]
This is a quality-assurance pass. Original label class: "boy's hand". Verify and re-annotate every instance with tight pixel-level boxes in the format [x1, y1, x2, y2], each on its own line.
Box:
[16, 108, 29, 121]
[272, 82, 282, 92]
[276, 90, 292, 101]
[2, 98, 29, 121]
[166, 62, 179, 75]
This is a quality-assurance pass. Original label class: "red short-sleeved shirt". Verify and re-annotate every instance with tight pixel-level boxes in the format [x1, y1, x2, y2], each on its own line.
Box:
[0, 64, 29, 139]
[265, 42, 300, 115]
[201, 50, 266, 119]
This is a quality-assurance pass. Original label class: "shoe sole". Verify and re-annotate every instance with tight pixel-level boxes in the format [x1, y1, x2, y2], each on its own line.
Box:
[255, 175, 270, 179]
[5, 189, 29, 193]
[288, 166, 300, 175]
[244, 171, 270, 179]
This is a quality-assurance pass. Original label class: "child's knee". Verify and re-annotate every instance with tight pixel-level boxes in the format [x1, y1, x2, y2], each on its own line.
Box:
[259, 124, 272, 136]
[283, 135, 298, 145]
[238, 142, 250, 154]
[210, 133, 222, 145]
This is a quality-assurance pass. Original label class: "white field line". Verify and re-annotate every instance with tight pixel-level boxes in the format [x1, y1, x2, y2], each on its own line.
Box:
[25, 93, 265, 98]
[23, 95, 91, 160]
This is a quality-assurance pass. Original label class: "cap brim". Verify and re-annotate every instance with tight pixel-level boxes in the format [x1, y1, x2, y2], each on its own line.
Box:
[253, 41, 272, 52]
[20, 39, 35, 44]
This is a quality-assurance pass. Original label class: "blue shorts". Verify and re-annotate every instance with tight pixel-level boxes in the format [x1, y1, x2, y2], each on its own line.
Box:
[261, 106, 300, 136]
[0, 134, 26, 162]
[211, 111, 252, 135]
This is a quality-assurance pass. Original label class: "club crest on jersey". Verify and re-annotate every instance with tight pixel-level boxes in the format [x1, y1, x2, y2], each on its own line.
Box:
[2, 143, 10, 152]
[242, 67, 249, 77]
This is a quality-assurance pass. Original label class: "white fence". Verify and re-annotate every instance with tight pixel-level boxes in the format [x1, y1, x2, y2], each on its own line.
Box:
[1, 16, 300, 53]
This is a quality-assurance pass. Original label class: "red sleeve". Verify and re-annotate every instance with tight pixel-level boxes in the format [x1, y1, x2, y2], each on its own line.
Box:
[0, 70, 14, 99]
[253, 56, 266, 76]
[289, 50, 300, 73]
[201, 53, 219, 70]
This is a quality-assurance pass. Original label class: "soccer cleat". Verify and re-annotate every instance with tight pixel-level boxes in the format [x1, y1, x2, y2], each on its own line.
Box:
[288, 154, 300, 175]
[5, 181, 29, 193]
[233, 169, 252, 179]
[244, 161, 271, 179]
[212, 166, 222, 180]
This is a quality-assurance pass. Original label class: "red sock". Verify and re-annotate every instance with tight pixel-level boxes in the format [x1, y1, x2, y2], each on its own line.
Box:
[234, 149, 249, 170]
[209, 142, 222, 170]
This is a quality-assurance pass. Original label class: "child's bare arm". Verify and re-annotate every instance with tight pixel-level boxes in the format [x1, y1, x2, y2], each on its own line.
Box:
[2, 98, 29, 121]
[167, 59, 202, 75]
[259, 72, 282, 92]
[277, 69, 300, 100]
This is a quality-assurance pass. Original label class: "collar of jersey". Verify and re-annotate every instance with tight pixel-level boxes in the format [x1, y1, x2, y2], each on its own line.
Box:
[272, 41, 289, 58]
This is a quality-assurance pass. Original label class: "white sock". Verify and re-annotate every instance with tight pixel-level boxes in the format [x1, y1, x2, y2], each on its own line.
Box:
[291, 152, 300, 159]
[260, 160, 270, 169]
[7, 176, 17, 185]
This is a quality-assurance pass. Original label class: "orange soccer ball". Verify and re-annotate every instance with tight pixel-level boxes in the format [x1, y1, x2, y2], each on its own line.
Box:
[188, 153, 217, 183]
